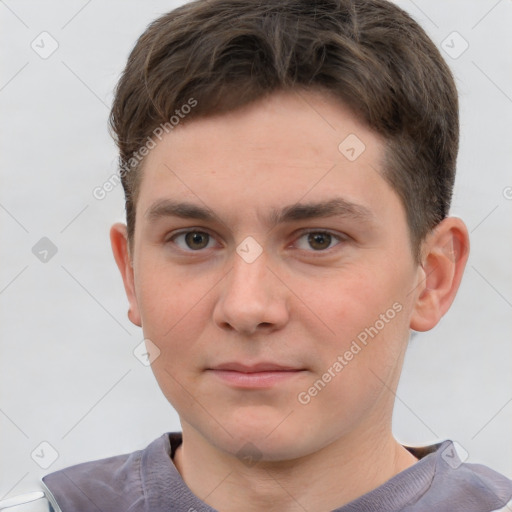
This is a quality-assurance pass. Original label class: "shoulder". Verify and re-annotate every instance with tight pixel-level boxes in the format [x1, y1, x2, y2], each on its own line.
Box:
[408, 440, 512, 512]
[41, 433, 175, 512]
[41, 448, 145, 511]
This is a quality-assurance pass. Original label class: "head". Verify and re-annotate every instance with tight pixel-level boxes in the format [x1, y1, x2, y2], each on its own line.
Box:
[109, 0, 469, 461]
[110, 0, 460, 263]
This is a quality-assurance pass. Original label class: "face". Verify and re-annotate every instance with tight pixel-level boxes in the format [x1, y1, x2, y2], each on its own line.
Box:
[123, 89, 424, 461]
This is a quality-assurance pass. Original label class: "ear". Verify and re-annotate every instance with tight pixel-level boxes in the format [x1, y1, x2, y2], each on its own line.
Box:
[410, 217, 469, 332]
[110, 222, 142, 327]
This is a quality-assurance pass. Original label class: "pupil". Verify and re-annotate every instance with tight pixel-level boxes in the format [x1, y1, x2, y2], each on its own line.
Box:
[308, 232, 331, 250]
[186, 231, 208, 249]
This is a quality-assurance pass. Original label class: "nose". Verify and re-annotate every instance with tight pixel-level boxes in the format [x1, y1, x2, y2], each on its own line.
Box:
[212, 248, 289, 336]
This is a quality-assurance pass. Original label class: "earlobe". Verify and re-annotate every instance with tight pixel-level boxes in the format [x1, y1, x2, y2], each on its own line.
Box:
[110, 223, 142, 327]
[410, 217, 470, 332]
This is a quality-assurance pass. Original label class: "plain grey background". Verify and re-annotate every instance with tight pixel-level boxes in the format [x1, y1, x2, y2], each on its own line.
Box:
[1, 0, 511, 499]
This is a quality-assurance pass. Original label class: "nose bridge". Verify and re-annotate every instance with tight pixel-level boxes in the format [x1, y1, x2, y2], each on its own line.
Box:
[213, 244, 288, 333]
[228, 247, 272, 301]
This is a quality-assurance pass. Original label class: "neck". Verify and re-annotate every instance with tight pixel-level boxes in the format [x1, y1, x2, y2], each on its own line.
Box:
[173, 424, 418, 512]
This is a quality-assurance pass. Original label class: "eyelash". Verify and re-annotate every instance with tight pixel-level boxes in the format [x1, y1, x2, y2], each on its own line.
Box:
[166, 228, 347, 254]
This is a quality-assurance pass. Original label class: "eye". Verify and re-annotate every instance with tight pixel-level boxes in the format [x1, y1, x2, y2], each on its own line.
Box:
[170, 230, 217, 251]
[295, 231, 344, 251]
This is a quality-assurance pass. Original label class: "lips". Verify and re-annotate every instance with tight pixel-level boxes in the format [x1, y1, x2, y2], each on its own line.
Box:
[209, 362, 303, 373]
[206, 362, 306, 388]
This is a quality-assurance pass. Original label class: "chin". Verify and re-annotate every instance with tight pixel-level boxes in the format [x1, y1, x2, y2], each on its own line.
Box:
[208, 413, 318, 462]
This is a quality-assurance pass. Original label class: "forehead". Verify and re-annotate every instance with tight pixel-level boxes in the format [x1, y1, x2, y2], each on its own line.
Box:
[136, 89, 398, 224]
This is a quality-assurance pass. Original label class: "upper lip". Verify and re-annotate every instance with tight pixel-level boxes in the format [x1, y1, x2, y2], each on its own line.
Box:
[209, 362, 303, 373]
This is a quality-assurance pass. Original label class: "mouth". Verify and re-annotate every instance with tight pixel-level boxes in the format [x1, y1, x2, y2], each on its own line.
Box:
[206, 362, 306, 388]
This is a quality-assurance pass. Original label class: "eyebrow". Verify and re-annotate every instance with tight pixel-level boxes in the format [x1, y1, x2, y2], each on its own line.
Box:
[144, 197, 374, 226]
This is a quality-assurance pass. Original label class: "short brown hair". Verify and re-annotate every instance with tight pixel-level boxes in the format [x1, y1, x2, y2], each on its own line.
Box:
[109, 0, 459, 261]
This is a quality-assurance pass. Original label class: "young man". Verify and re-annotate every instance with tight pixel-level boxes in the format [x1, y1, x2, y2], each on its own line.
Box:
[34, 0, 512, 510]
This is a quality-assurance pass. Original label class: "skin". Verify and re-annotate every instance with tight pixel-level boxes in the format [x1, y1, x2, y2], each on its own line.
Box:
[110, 89, 469, 511]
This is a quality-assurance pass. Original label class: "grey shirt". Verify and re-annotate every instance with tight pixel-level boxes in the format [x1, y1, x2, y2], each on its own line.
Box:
[41, 432, 512, 512]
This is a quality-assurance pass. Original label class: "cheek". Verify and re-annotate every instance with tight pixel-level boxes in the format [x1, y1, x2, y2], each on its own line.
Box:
[134, 264, 211, 367]
[138, 274, 214, 407]
[136, 256, 204, 332]
[295, 279, 409, 432]
[311, 268, 405, 336]
[304, 266, 411, 382]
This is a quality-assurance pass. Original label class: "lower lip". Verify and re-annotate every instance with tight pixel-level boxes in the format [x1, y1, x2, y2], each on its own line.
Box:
[208, 370, 304, 388]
